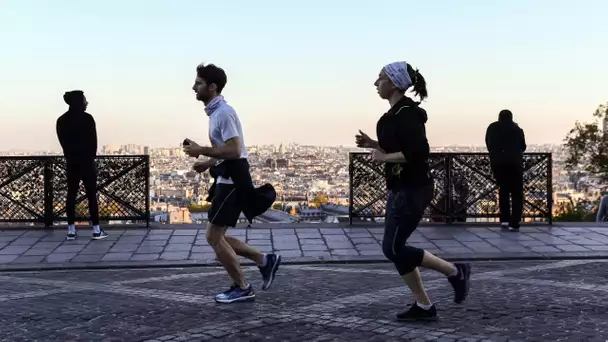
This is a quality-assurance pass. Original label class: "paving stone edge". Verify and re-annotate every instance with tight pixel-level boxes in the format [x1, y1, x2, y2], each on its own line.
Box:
[2, 251, 608, 272]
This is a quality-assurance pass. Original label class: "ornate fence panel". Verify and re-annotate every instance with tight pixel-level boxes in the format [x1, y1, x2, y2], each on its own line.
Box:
[0, 155, 150, 227]
[349, 152, 552, 225]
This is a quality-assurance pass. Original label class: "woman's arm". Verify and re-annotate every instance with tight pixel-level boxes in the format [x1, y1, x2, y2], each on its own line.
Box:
[373, 115, 429, 164]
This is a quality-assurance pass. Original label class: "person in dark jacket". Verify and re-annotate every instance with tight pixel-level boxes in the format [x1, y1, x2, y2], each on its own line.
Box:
[355, 61, 471, 322]
[56, 90, 107, 241]
[485, 110, 526, 231]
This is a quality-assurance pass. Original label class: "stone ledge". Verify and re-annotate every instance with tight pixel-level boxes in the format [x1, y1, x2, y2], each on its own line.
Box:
[3, 250, 608, 273]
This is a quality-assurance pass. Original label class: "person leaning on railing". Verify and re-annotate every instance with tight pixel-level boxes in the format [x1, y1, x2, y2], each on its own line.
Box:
[56, 90, 108, 241]
[485, 109, 527, 232]
[596, 195, 608, 222]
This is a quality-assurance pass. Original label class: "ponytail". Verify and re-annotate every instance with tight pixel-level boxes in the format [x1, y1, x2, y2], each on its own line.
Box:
[407, 64, 428, 101]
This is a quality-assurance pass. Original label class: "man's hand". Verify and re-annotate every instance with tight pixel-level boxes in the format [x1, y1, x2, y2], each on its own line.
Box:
[355, 130, 377, 149]
[183, 138, 203, 158]
[192, 160, 212, 173]
[371, 149, 387, 163]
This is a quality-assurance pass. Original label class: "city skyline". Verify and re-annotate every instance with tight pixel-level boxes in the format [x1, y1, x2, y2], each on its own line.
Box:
[0, 141, 561, 154]
[1, 0, 607, 151]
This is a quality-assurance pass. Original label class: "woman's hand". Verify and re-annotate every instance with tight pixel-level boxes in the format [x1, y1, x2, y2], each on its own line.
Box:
[355, 130, 378, 149]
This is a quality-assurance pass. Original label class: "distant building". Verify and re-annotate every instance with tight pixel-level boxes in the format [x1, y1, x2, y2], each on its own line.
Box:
[299, 208, 327, 222]
[169, 208, 192, 224]
[265, 158, 290, 169]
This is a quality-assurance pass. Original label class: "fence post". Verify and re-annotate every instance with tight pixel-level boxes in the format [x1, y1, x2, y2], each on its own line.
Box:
[43, 158, 54, 228]
[348, 152, 354, 226]
[547, 153, 553, 225]
[445, 155, 454, 224]
[144, 155, 151, 228]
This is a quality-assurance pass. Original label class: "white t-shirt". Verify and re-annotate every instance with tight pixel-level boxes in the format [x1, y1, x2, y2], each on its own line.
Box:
[208, 102, 247, 184]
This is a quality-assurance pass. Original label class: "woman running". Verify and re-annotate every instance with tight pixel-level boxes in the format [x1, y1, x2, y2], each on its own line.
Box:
[355, 61, 471, 321]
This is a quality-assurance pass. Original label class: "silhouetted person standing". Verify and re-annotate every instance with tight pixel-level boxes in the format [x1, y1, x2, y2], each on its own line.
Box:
[56, 91, 107, 240]
[485, 109, 526, 232]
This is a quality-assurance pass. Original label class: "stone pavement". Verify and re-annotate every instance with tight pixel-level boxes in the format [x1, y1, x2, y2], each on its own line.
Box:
[1, 259, 608, 341]
[1, 224, 608, 271]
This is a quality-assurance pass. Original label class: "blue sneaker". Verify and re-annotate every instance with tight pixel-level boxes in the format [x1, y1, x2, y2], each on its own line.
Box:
[258, 253, 281, 290]
[215, 283, 255, 304]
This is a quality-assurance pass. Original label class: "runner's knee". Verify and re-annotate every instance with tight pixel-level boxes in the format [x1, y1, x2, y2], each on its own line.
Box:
[395, 247, 425, 275]
[205, 223, 226, 246]
[382, 236, 399, 262]
[382, 236, 425, 275]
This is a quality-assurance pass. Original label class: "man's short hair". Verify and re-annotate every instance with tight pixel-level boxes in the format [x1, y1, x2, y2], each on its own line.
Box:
[63, 90, 85, 107]
[196, 63, 227, 94]
[498, 109, 513, 121]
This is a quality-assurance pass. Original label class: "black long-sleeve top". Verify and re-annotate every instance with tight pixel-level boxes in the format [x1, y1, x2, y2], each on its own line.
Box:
[485, 119, 526, 164]
[56, 110, 98, 161]
[376, 96, 433, 190]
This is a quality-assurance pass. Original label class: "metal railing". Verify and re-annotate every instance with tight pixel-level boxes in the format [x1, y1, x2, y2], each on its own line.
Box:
[349, 152, 553, 224]
[0, 155, 150, 227]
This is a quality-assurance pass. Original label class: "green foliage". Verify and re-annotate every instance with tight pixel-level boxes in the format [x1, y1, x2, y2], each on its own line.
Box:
[553, 200, 597, 222]
[563, 103, 608, 181]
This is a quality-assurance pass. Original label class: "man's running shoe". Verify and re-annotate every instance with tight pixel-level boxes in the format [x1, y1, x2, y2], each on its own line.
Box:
[258, 253, 281, 290]
[215, 283, 255, 303]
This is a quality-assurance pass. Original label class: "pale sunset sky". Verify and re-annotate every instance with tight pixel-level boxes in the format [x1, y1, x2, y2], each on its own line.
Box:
[1, 0, 607, 151]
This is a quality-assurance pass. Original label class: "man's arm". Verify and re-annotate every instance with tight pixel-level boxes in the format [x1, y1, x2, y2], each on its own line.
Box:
[192, 157, 218, 173]
[520, 128, 527, 153]
[198, 138, 242, 160]
[197, 157, 218, 167]
[204, 157, 218, 165]
[56, 118, 66, 150]
[485, 124, 495, 152]
[198, 112, 242, 160]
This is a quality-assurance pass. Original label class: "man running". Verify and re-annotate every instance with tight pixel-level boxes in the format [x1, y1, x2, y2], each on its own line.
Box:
[183, 62, 281, 303]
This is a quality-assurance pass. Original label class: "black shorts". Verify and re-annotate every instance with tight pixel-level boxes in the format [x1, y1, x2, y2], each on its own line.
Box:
[208, 184, 243, 227]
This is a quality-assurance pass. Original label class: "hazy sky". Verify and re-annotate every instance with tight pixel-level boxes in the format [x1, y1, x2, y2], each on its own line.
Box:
[1, 0, 607, 151]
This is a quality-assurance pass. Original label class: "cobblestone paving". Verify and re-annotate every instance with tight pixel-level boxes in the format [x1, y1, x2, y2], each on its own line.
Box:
[2, 225, 608, 270]
[1, 260, 608, 341]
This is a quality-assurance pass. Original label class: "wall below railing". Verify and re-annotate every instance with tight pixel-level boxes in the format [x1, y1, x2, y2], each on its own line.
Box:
[0, 155, 150, 227]
[348, 152, 553, 225]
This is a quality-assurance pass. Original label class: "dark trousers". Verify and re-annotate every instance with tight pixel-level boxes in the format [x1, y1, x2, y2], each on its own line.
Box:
[66, 160, 100, 225]
[382, 185, 433, 275]
[491, 162, 524, 226]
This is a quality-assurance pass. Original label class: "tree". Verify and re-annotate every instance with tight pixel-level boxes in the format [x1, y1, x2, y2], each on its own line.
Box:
[553, 200, 597, 222]
[564, 103, 608, 181]
[311, 194, 329, 208]
[188, 203, 211, 212]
